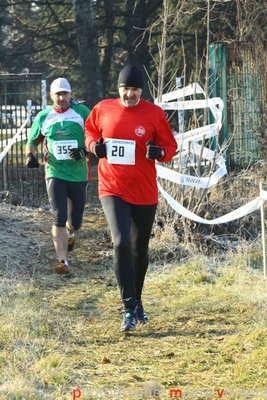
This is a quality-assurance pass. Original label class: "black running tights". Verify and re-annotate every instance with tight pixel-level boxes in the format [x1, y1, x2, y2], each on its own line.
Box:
[101, 196, 157, 310]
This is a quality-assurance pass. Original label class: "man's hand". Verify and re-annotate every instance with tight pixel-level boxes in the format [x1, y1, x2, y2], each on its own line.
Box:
[69, 147, 90, 161]
[94, 138, 106, 159]
[26, 152, 40, 168]
[146, 141, 164, 160]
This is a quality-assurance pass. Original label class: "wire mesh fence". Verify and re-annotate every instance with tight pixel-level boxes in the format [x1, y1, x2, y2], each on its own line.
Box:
[0, 73, 47, 206]
[209, 41, 267, 169]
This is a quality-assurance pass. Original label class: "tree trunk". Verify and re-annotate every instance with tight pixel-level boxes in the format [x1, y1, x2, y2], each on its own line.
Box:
[124, 0, 152, 101]
[100, 0, 115, 97]
[73, 0, 103, 107]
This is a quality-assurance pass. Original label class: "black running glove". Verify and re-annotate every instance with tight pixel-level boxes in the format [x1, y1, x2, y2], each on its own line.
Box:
[146, 141, 164, 160]
[69, 147, 89, 161]
[26, 152, 40, 168]
[94, 138, 106, 158]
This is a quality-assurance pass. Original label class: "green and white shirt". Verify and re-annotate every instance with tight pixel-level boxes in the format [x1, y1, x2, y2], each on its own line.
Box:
[27, 104, 91, 181]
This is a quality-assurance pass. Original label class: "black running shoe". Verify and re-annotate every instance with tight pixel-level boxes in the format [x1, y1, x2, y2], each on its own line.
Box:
[120, 309, 136, 332]
[135, 300, 148, 324]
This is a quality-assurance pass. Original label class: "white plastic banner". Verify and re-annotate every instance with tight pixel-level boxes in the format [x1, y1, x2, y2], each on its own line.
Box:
[155, 82, 267, 224]
[0, 100, 32, 163]
[156, 163, 227, 189]
[158, 181, 265, 225]
[155, 82, 226, 190]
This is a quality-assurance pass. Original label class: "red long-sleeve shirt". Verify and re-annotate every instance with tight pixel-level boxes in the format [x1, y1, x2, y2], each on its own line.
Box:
[85, 98, 178, 205]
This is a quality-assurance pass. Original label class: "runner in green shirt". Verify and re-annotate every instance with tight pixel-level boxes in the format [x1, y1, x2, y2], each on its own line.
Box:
[26, 77, 91, 275]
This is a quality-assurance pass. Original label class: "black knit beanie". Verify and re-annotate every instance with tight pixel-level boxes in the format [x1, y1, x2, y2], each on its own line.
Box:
[117, 65, 144, 89]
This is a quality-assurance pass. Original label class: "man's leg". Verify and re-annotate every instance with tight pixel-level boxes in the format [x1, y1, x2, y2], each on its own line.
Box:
[52, 225, 68, 261]
[67, 182, 88, 230]
[65, 181, 88, 251]
[131, 204, 157, 323]
[46, 178, 69, 273]
[101, 196, 135, 309]
[101, 196, 137, 331]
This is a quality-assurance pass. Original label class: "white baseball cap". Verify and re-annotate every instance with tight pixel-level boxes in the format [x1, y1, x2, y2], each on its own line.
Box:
[50, 77, 71, 93]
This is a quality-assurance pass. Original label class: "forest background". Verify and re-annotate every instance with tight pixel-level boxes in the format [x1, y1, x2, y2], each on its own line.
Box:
[1, 0, 267, 110]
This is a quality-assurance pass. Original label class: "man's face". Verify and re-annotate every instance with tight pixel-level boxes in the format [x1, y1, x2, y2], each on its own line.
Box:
[119, 87, 142, 107]
[50, 91, 71, 109]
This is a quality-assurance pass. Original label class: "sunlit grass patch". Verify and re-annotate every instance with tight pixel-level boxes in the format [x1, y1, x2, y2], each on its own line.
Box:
[0, 242, 267, 398]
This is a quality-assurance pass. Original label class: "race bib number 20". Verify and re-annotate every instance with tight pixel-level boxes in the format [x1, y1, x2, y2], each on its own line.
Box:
[106, 139, 136, 165]
[52, 140, 78, 160]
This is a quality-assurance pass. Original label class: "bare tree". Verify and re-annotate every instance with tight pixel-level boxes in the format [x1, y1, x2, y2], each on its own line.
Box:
[73, 0, 103, 107]
[1, 0, 266, 104]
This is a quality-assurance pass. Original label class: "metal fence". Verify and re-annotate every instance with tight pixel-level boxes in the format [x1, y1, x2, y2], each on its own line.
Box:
[209, 41, 267, 169]
[0, 73, 46, 205]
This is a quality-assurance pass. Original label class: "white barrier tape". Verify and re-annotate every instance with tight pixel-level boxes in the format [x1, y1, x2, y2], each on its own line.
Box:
[157, 181, 264, 224]
[156, 83, 266, 225]
[157, 83, 223, 125]
[173, 146, 226, 168]
[156, 163, 227, 189]
[190, 143, 225, 165]
[260, 189, 267, 201]
[156, 97, 224, 114]
[156, 82, 227, 190]
[0, 101, 32, 163]
[0, 114, 31, 163]
[175, 123, 217, 144]
[0, 133, 28, 149]
[155, 82, 205, 103]
[159, 139, 227, 190]
[209, 99, 224, 121]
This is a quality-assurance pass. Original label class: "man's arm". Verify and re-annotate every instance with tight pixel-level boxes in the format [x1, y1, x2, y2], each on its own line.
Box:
[25, 144, 37, 156]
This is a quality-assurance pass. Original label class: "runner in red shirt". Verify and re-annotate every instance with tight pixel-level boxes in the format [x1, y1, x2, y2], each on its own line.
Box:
[85, 65, 177, 332]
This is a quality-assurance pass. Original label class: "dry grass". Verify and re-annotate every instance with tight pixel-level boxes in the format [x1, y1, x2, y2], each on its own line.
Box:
[1, 240, 267, 399]
[1, 165, 267, 399]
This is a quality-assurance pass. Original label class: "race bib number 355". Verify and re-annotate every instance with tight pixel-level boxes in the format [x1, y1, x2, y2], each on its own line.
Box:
[52, 140, 78, 160]
[106, 139, 136, 165]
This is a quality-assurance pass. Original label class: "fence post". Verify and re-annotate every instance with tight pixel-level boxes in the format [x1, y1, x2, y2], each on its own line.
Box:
[260, 182, 267, 278]
[3, 160, 7, 190]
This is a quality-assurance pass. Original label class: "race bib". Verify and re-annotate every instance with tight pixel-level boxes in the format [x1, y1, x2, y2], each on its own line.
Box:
[52, 140, 78, 160]
[106, 139, 136, 165]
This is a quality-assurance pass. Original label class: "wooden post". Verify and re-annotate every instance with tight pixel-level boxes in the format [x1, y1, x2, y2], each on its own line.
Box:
[260, 182, 267, 278]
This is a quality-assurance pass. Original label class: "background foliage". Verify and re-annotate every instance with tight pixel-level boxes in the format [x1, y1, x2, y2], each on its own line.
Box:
[1, 0, 266, 108]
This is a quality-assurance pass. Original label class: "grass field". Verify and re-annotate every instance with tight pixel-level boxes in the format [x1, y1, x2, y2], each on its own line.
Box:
[1, 236, 267, 399]
[1, 165, 267, 399]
